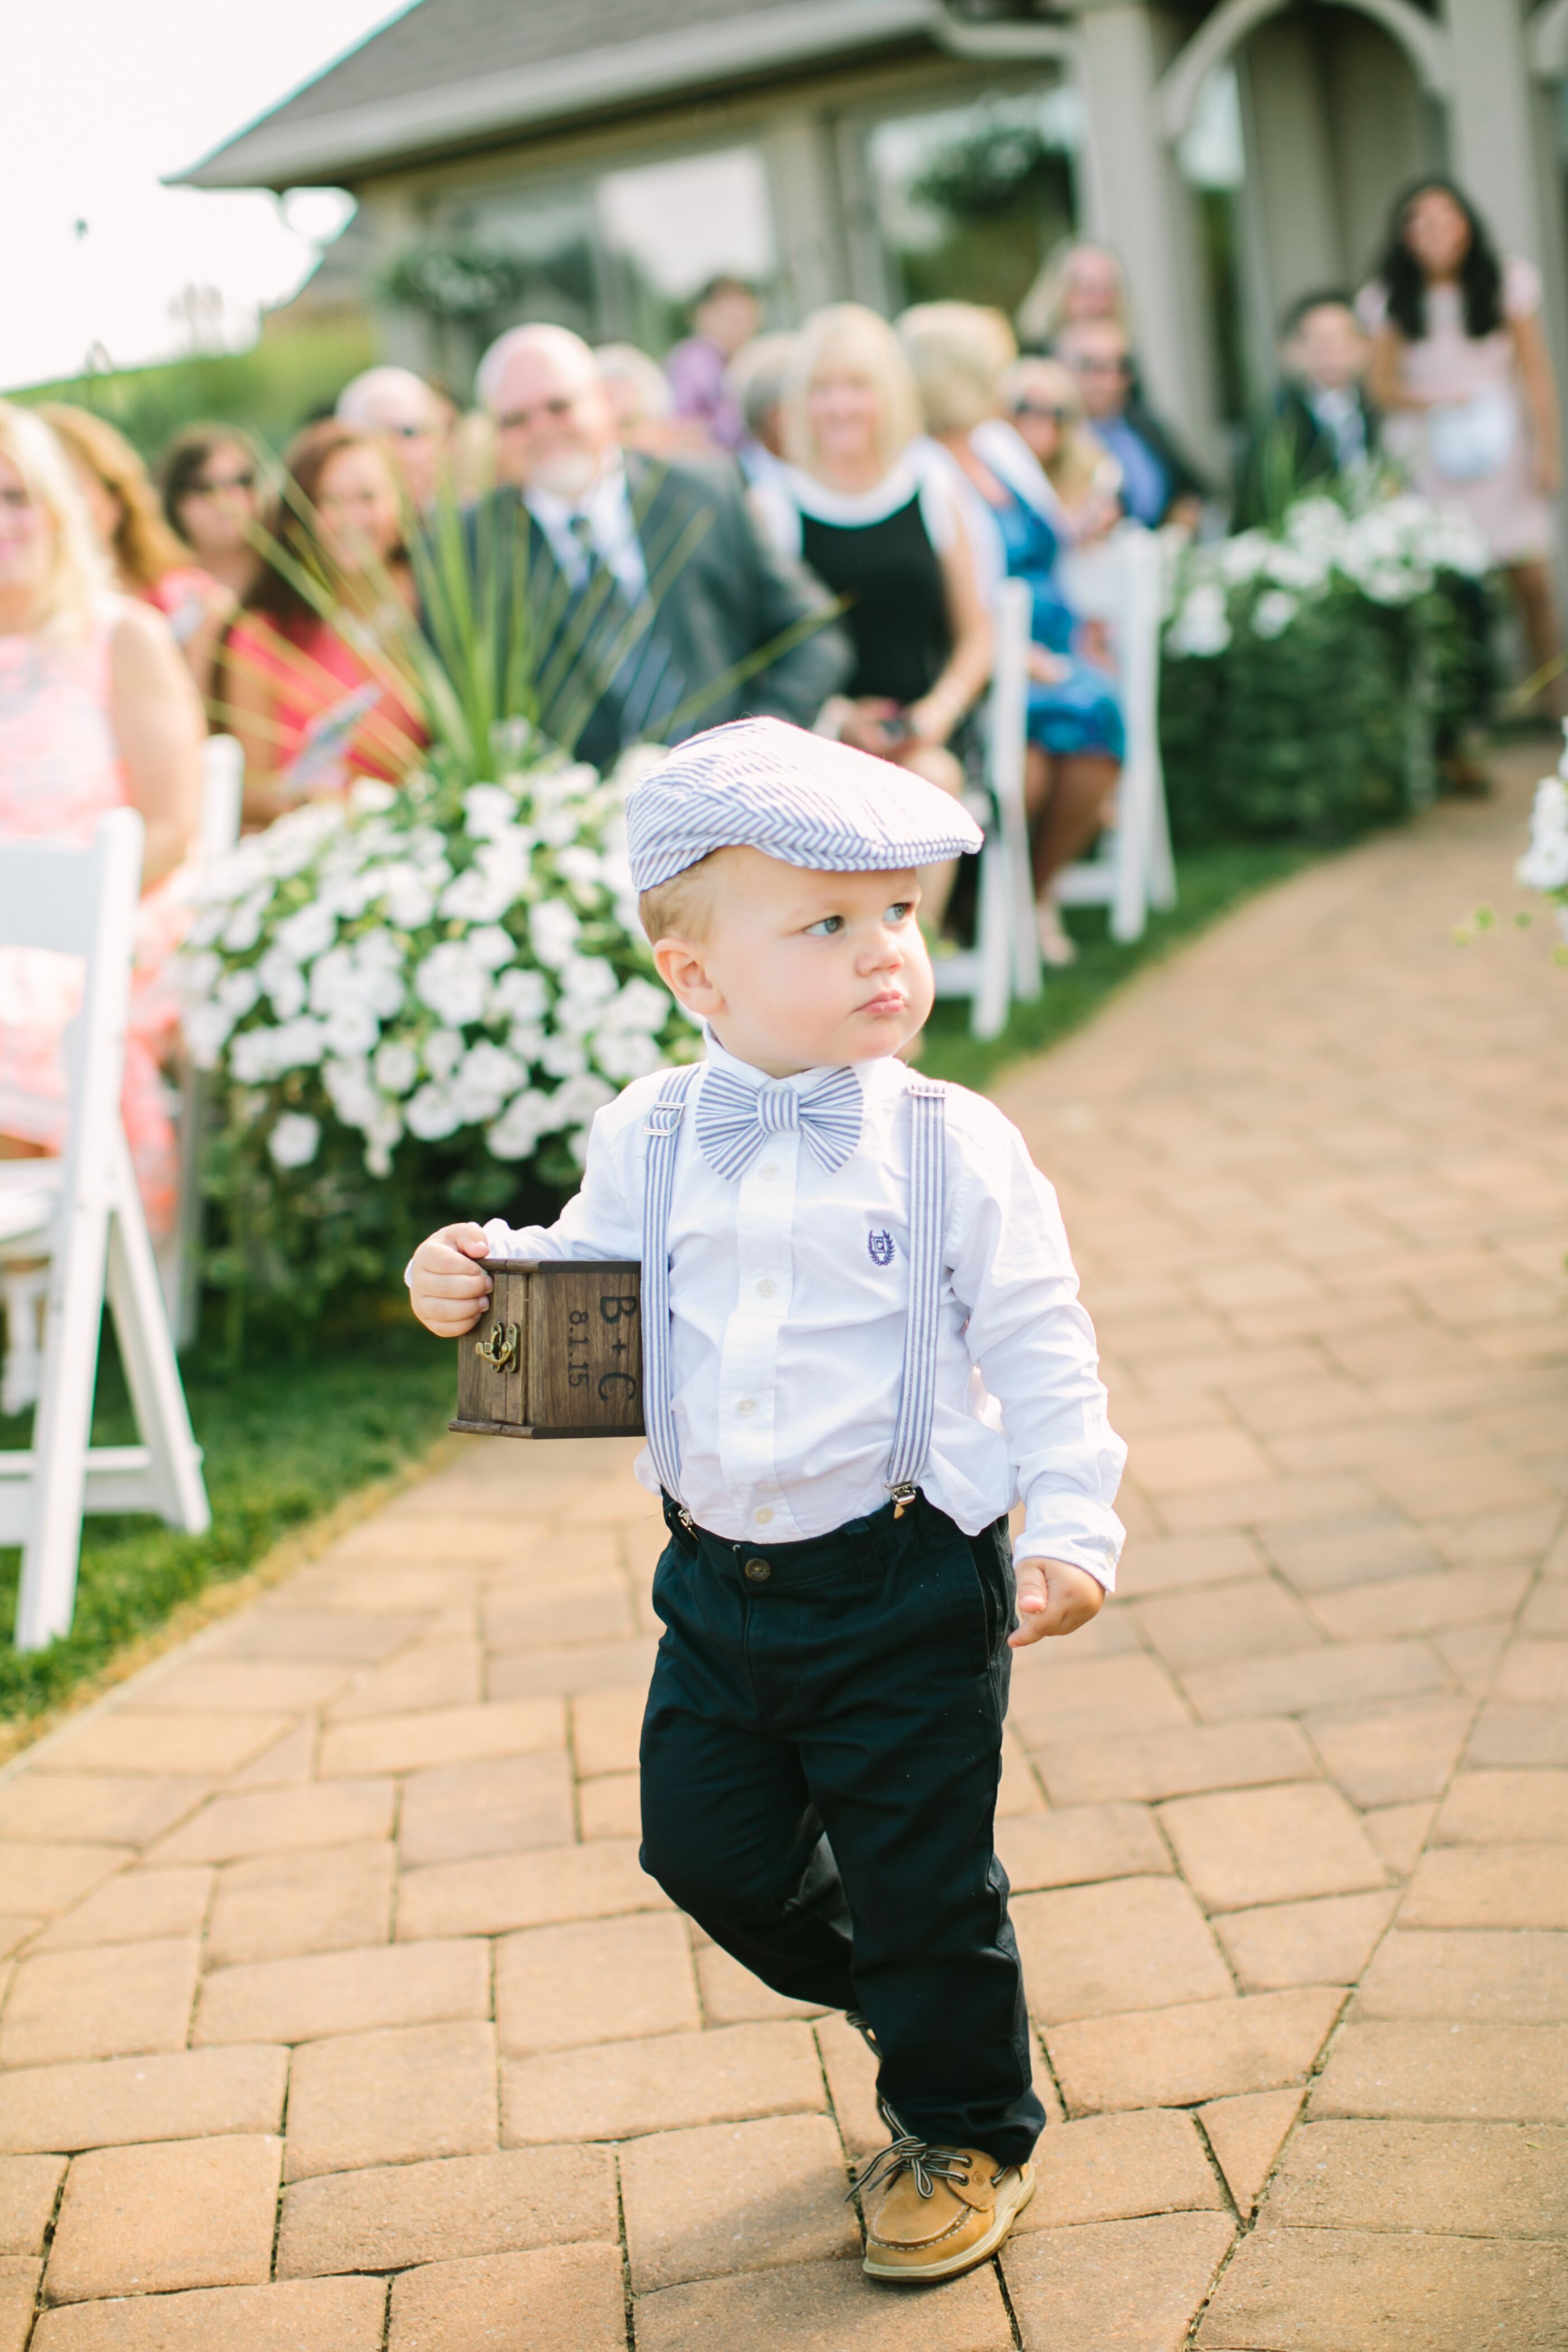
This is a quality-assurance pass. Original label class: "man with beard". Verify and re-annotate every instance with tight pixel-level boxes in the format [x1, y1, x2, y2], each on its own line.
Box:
[473, 324, 849, 769]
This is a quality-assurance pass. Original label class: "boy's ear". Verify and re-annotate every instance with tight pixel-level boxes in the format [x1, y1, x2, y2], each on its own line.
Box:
[652, 936, 722, 1018]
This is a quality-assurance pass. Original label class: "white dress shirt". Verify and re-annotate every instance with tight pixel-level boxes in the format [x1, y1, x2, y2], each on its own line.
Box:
[524, 460, 648, 604]
[483, 1037, 1127, 1589]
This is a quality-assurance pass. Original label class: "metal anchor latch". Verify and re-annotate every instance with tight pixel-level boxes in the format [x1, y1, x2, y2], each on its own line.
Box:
[474, 1320, 520, 1375]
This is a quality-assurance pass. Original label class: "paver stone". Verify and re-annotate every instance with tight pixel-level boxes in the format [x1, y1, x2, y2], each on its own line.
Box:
[29, 2275, 387, 2349]
[1012, 1877, 1233, 2024]
[0, 1939, 200, 2069]
[1158, 1782, 1386, 1911]
[44, 2135, 281, 2303]
[634, 2252, 1015, 2350]
[197, 1937, 489, 2046]
[0, 2155, 65, 2256]
[620, 2113, 855, 2290]
[1215, 1889, 1398, 1990]
[276, 2146, 617, 2277]
[1001, 2210, 1235, 2351]
[1197, 2224, 1568, 2350]
[1197, 2088, 1303, 2213]
[503, 2022, 824, 2143]
[386, 2242, 627, 2351]
[284, 2021, 497, 2180]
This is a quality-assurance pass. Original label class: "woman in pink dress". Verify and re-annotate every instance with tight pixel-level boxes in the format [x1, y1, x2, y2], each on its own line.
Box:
[0, 402, 204, 1240]
[1362, 179, 1564, 716]
[218, 419, 426, 829]
[40, 404, 234, 711]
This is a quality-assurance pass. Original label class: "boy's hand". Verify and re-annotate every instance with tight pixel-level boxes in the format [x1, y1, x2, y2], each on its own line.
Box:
[1010, 1558, 1105, 1648]
[408, 1223, 493, 1338]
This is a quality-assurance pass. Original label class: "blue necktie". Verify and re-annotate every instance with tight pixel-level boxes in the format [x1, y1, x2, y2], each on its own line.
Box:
[694, 1066, 862, 1182]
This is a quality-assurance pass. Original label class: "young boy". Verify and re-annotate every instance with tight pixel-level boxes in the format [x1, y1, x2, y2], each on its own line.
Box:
[408, 717, 1126, 2283]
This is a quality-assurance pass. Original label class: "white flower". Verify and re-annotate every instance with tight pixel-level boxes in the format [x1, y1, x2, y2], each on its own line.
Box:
[463, 784, 517, 840]
[414, 941, 490, 1027]
[404, 1082, 464, 1140]
[275, 901, 337, 964]
[184, 1002, 236, 1070]
[423, 1029, 466, 1081]
[530, 899, 582, 968]
[600, 976, 668, 1034]
[322, 1059, 379, 1129]
[549, 1072, 616, 1127]
[1516, 777, 1568, 892]
[321, 1002, 381, 1059]
[451, 1042, 526, 1122]
[466, 924, 518, 972]
[374, 1039, 419, 1096]
[382, 866, 437, 930]
[216, 968, 262, 1018]
[491, 966, 549, 1023]
[556, 844, 604, 889]
[221, 888, 272, 954]
[486, 1088, 556, 1160]
[1251, 590, 1298, 639]
[256, 946, 308, 1020]
[539, 1032, 587, 1080]
[267, 1113, 321, 1169]
[1217, 532, 1271, 586]
[505, 1020, 548, 1063]
[230, 1016, 327, 1082]
[180, 950, 222, 1001]
[348, 777, 396, 815]
[1166, 582, 1231, 659]
[593, 1027, 664, 1080]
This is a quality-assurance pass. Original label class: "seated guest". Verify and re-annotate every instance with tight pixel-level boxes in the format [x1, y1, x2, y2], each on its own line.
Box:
[1055, 318, 1205, 532]
[40, 404, 232, 704]
[220, 421, 425, 827]
[727, 331, 797, 483]
[336, 366, 449, 515]
[475, 323, 850, 771]
[749, 304, 992, 921]
[664, 276, 760, 453]
[1016, 239, 1131, 354]
[901, 304, 1123, 967]
[1234, 291, 1378, 528]
[0, 401, 203, 1239]
[998, 356, 1123, 542]
[159, 422, 263, 605]
[595, 343, 709, 461]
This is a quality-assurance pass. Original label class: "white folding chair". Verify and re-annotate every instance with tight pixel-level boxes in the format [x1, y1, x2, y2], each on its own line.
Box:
[930, 579, 1043, 1041]
[0, 809, 209, 1653]
[1054, 523, 1177, 943]
[160, 735, 245, 1347]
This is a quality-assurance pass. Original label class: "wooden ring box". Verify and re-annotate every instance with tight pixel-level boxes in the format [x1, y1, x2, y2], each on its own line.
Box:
[451, 1259, 644, 1439]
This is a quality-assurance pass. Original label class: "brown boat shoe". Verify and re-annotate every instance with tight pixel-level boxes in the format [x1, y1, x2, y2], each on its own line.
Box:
[856, 2132, 1035, 2283]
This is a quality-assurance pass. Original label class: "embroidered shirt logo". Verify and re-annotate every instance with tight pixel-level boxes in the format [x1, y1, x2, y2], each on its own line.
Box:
[867, 1229, 895, 1267]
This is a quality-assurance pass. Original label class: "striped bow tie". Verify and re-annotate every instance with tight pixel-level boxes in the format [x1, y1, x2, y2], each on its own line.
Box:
[694, 1066, 862, 1181]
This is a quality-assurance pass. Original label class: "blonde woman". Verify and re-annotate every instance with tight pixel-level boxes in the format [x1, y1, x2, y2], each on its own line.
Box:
[750, 303, 991, 819]
[0, 401, 203, 1236]
[40, 404, 234, 703]
[902, 306, 1123, 967]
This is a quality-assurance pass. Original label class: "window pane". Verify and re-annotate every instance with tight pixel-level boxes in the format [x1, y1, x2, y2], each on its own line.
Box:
[598, 148, 776, 352]
[863, 86, 1080, 315]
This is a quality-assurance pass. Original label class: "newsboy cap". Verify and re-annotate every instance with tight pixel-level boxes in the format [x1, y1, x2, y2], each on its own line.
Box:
[623, 716, 984, 892]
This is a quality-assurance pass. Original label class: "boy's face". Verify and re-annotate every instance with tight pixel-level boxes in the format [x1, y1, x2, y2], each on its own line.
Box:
[1284, 304, 1367, 395]
[651, 848, 935, 1077]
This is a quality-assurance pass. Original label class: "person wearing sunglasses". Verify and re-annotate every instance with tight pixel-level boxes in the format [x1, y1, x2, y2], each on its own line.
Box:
[160, 423, 263, 605]
[1054, 319, 1204, 534]
[337, 366, 450, 515]
[1000, 357, 1123, 543]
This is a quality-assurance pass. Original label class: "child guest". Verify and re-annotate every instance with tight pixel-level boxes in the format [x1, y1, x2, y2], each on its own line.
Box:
[407, 718, 1126, 2283]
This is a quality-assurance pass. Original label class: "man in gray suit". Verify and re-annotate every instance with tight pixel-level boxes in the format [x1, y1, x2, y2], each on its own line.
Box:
[474, 325, 850, 771]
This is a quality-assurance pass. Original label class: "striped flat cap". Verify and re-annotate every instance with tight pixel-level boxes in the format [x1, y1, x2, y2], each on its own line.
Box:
[624, 716, 984, 892]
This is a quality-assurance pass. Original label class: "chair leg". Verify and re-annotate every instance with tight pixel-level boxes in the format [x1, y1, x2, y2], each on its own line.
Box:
[14, 1202, 111, 1654]
[105, 1131, 209, 1537]
[1, 1263, 48, 1419]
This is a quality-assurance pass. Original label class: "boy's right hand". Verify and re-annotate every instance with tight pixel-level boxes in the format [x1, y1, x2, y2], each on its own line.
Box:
[407, 1224, 493, 1337]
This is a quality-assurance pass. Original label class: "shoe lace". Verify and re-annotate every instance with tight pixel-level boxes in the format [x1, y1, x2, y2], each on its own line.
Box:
[848, 2132, 973, 2205]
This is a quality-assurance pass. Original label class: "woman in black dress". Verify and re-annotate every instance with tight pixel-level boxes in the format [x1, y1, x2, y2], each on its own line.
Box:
[750, 306, 991, 909]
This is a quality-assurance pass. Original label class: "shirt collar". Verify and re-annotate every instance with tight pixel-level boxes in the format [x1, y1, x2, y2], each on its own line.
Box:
[701, 1026, 914, 1103]
[524, 455, 629, 535]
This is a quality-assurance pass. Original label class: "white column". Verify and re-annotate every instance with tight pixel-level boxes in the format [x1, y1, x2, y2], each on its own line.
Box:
[767, 113, 850, 318]
[1444, 0, 1547, 259]
[1075, 3, 1224, 468]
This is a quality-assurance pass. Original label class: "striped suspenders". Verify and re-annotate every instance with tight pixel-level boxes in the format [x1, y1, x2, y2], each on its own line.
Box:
[639, 1066, 948, 1524]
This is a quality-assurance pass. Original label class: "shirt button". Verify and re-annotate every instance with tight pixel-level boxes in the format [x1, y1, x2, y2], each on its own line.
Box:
[744, 1556, 772, 1582]
[756, 1279, 776, 1299]
[735, 1398, 757, 1417]
[757, 1163, 778, 1180]
[753, 1506, 773, 1526]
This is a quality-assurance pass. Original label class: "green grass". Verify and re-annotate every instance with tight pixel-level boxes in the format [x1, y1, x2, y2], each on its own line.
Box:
[0, 1327, 452, 1729]
[0, 836, 1315, 1728]
[919, 838, 1322, 1090]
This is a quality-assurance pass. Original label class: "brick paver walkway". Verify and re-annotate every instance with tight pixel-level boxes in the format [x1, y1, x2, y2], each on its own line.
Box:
[1, 758, 1565, 2349]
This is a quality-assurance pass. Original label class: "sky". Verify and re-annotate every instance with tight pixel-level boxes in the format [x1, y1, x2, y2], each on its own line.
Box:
[3, 0, 415, 391]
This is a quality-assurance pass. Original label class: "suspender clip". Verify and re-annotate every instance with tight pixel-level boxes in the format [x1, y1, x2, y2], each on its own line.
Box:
[888, 1483, 918, 1520]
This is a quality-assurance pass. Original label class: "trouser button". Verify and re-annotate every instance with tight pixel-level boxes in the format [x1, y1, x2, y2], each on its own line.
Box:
[743, 1557, 772, 1583]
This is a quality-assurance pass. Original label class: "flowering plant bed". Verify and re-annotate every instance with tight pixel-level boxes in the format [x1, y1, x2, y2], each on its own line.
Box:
[176, 740, 696, 1328]
[1512, 730, 1568, 959]
[1160, 492, 1490, 844]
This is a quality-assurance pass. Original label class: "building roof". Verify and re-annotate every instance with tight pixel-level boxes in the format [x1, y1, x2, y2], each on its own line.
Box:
[175, 0, 944, 190]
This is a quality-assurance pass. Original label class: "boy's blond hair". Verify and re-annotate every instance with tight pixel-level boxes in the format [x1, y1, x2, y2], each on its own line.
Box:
[638, 851, 721, 945]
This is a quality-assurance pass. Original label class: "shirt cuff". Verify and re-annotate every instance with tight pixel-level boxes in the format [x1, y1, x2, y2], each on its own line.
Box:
[1012, 1513, 1124, 1595]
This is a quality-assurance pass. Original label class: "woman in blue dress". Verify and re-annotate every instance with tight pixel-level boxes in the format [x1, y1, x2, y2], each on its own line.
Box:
[900, 304, 1124, 964]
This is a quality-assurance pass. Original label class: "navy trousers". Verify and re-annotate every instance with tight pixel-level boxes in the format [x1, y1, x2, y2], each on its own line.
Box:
[638, 1489, 1046, 2166]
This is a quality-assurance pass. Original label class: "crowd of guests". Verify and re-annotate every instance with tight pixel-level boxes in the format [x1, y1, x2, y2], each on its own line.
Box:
[1, 173, 1561, 1227]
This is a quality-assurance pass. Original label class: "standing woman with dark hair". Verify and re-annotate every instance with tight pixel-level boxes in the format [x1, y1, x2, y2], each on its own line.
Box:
[1361, 179, 1563, 713]
[219, 419, 425, 828]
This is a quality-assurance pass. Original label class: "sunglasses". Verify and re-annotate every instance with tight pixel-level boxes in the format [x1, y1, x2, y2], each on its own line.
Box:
[189, 471, 256, 495]
[497, 396, 580, 431]
[1010, 401, 1075, 424]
